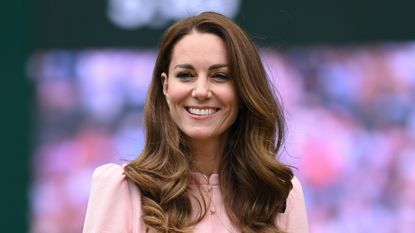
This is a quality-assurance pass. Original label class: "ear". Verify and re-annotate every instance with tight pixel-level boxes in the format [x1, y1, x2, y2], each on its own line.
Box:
[161, 72, 170, 105]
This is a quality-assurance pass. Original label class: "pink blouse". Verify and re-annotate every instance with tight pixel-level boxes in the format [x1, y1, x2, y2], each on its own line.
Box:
[83, 163, 309, 233]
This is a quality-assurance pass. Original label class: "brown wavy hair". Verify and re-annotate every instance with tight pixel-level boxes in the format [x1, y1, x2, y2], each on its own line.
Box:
[124, 11, 293, 233]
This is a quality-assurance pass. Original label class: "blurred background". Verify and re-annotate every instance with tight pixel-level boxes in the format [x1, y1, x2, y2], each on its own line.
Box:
[4, 0, 415, 232]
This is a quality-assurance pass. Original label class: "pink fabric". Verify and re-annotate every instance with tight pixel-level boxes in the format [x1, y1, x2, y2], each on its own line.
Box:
[83, 163, 309, 233]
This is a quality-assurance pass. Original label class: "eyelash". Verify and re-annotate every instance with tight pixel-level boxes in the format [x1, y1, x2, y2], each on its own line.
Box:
[176, 72, 193, 80]
[212, 73, 230, 81]
[175, 72, 230, 81]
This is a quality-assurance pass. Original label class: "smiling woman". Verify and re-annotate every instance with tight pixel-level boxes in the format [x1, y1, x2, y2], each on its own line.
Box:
[163, 32, 239, 150]
[83, 11, 308, 233]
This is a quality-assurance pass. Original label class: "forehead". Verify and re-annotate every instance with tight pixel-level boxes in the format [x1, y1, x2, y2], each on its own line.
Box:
[169, 31, 228, 68]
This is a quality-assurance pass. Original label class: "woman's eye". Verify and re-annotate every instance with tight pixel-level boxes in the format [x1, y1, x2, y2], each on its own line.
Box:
[176, 72, 193, 80]
[212, 73, 230, 81]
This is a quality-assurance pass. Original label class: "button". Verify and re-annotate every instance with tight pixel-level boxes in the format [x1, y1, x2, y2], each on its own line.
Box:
[210, 206, 216, 214]
[207, 186, 212, 192]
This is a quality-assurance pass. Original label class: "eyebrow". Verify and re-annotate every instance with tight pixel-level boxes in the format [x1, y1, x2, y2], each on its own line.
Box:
[174, 63, 228, 70]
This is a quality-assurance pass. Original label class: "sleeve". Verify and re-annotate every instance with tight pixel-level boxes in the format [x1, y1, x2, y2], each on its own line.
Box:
[276, 176, 309, 233]
[82, 163, 143, 233]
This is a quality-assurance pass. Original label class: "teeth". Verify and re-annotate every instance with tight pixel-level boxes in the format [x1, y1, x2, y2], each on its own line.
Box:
[188, 108, 217, 116]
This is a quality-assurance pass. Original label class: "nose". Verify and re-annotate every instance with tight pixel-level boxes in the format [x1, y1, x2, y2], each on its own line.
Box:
[192, 77, 212, 100]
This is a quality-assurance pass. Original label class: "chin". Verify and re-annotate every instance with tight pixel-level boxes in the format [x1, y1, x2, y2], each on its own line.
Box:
[182, 130, 217, 141]
[185, 133, 215, 141]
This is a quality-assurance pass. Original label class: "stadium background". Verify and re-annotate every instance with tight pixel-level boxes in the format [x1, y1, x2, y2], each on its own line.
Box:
[3, 0, 415, 232]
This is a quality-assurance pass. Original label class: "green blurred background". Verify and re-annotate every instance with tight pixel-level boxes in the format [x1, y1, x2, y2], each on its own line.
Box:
[29, 0, 415, 49]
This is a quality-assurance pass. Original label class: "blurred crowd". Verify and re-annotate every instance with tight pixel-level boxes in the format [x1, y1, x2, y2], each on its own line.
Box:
[27, 42, 415, 233]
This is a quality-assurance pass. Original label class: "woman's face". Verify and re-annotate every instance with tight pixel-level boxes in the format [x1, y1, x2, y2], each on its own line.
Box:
[163, 31, 239, 143]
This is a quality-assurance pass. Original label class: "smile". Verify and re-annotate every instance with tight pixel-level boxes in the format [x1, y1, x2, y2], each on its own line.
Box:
[186, 107, 219, 116]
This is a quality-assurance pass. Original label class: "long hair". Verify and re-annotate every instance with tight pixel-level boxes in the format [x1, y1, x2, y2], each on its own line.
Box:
[124, 11, 293, 233]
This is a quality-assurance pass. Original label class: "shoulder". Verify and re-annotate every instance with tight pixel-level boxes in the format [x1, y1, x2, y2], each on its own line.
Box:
[92, 163, 126, 184]
[288, 176, 305, 203]
[276, 176, 309, 233]
[89, 163, 136, 196]
[89, 163, 141, 205]
[83, 163, 144, 233]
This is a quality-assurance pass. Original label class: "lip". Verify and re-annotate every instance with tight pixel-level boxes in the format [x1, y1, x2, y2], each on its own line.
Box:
[184, 106, 220, 119]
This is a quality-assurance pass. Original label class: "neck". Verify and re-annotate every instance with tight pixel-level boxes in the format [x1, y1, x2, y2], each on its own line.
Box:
[189, 137, 226, 176]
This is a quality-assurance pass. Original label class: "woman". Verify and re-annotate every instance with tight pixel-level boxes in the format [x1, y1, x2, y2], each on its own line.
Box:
[83, 11, 308, 233]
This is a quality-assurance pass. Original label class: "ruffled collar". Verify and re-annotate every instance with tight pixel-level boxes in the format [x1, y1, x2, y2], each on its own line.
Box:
[190, 172, 219, 185]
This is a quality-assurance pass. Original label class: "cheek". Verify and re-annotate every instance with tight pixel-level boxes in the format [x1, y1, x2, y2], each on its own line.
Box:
[166, 83, 189, 105]
[218, 86, 238, 108]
